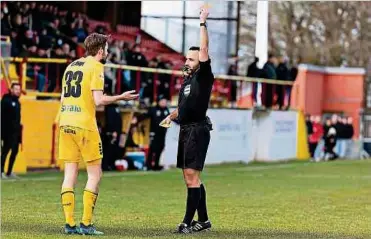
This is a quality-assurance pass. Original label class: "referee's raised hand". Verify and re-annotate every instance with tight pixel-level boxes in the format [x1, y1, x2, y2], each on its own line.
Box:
[200, 6, 209, 21]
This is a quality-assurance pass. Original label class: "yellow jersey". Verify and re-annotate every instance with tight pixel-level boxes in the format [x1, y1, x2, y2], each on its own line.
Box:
[58, 56, 104, 131]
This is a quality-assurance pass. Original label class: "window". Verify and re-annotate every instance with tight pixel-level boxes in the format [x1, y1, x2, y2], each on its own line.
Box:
[142, 1, 184, 17]
[185, 1, 238, 19]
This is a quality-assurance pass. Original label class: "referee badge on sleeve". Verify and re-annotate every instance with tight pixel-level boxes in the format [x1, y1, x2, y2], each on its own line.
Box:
[184, 85, 191, 97]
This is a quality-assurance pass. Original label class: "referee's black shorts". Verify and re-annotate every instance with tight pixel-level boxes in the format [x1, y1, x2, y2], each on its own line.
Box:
[177, 122, 211, 171]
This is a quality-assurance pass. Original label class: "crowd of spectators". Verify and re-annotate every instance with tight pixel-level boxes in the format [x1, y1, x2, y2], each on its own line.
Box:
[246, 53, 298, 110]
[1, 2, 175, 104]
[305, 114, 354, 161]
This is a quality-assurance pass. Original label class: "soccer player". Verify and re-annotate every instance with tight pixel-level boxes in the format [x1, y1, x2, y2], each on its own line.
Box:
[162, 6, 214, 234]
[58, 33, 138, 235]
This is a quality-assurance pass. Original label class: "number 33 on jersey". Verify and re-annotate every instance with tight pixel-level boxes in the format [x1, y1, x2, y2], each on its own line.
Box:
[58, 56, 104, 131]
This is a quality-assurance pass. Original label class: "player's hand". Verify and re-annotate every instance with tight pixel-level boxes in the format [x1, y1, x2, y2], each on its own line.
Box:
[200, 5, 209, 22]
[120, 90, 139, 101]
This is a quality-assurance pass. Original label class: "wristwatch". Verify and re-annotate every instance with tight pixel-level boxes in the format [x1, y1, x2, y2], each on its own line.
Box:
[200, 22, 207, 28]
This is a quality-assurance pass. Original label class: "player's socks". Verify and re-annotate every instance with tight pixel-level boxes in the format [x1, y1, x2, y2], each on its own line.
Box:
[61, 188, 76, 227]
[182, 187, 201, 225]
[81, 189, 98, 226]
[197, 184, 209, 222]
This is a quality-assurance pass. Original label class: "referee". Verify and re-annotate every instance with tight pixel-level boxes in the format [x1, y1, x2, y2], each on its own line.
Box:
[163, 6, 214, 234]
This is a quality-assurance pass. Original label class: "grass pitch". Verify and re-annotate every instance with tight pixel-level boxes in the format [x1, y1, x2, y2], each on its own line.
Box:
[1, 160, 371, 239]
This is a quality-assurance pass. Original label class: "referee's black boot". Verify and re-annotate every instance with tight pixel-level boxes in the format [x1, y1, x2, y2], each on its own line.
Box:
[191, 220, 212, 232]
[174, 223, 193, 234]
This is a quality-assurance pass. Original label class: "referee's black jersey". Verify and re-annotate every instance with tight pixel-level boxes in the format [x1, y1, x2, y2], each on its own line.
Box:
[178, 59, 214, 125]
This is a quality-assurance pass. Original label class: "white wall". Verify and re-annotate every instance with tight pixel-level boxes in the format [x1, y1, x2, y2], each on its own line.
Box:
[162, 109, 253, 168]
[162, 109, 298, 168]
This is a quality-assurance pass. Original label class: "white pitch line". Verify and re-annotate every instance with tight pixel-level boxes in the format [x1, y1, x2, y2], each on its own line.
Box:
[235, 164, 298, 171]
[292, 174, 371, 179]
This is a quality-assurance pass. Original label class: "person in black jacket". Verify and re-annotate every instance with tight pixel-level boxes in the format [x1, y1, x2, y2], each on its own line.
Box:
[102, 91, 123, 171]
[146, 95, 170, 171]
[1, 83, 22, 179]
[261, 54, 277, 108]
[246, 57, 260, 105]
[345, 117, 354, 139]
[275, 56, 290, 109]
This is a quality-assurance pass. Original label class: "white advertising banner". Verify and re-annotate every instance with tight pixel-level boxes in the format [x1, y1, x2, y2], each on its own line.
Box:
[162, 109, 254, 168]
[254, 111, 298, 161]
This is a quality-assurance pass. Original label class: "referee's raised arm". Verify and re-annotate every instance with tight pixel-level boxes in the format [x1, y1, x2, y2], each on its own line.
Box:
[199, 7, 209, 62]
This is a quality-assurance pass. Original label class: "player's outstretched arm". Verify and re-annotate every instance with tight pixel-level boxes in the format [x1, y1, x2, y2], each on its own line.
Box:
[93, 90, 139, 106]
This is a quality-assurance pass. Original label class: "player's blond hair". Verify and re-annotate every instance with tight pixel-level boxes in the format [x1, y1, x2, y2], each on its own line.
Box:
[84, 33, 109, 56]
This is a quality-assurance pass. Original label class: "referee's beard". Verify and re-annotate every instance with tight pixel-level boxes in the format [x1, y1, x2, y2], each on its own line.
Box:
[182, 65, 199, 78]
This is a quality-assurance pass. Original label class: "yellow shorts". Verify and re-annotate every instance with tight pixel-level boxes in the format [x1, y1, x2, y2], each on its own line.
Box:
[58, 126, 103, 165]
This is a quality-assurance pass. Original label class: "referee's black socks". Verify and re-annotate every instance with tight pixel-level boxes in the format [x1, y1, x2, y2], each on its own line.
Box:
[182, 187, 201, 225]
[198, 184, 209, 222]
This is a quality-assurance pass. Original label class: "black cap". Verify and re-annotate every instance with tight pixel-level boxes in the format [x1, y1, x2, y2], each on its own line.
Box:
[157, 94, 165, 102]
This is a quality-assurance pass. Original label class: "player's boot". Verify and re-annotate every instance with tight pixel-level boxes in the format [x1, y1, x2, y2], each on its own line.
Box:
[191, 220, 212, 232]
[78, 223, 104, 235]
[174, 223, 193, 234]
[63, 224, 78, 234]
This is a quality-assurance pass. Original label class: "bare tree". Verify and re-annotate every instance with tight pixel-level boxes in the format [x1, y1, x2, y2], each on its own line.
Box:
[269, 1, 371, 67]
[239, 2, 371, 68]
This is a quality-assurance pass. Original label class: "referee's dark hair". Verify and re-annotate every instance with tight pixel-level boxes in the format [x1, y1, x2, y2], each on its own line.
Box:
[189, 46, 200, 51]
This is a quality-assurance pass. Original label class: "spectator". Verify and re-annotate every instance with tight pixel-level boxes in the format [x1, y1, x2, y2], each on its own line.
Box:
[127, 44, 148, 91]
[61, 43, 76, 60]
[20, 3, 30, 18]
[121, 42, 131, 62]
[261, 53, 277, 108]
[227, 63, 238, 108]
[11, 13, 23, 34]
[74, 18, 88, 43]
[10, 30, 21, 57]
[103, 66, 115, 94]
[37, 28, 52, 50]
[20, 30, 37, 54]
[345, 117, 354, 139]
[275, 55, 290, 109]
[60, 21, 77, 39]
[157, 56, 171, 100]
[331, 114, 341, 130]
[306, 114, 313, 155]
[109, 40, 121, 62]
[95, 25, 106, 35]
[337, 116, 350, 158]
[25, 44, 47, 92]
[102, 91, 123, 171]
[308, 116, 323, 157]
[323, 127, 338, 161]
[1, 11, 11, 35]
[30, 3, 42, 32]
[141, 58, 157, 103]
[323, 117, 332, 137]
[247, 57, 260, 105]
[146, 95, 169, 171]
[1, 83, 22, 179]
[48, 46, 67, 92]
